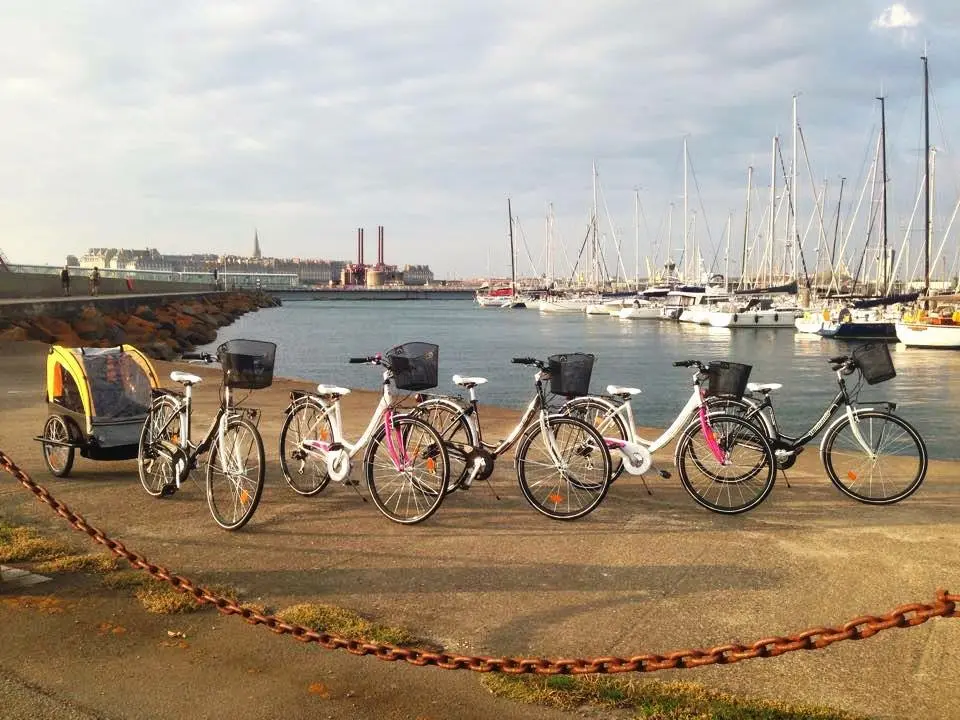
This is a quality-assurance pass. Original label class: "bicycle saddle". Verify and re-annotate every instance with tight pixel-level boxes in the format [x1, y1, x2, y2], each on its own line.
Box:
[452, 375, 487, 389]
[746, 382, 782, 394]
[606, 385, 642, 397]
[316, 384, 351, 397]
[170, 371, 202, 386]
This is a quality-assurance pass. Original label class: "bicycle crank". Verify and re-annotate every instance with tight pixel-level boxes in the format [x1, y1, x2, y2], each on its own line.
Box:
[463, 447, 495, 485]
[618, 441, 653, 476]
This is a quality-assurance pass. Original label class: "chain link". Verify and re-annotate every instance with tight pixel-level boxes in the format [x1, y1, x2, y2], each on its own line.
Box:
[2, 447, 956, 674]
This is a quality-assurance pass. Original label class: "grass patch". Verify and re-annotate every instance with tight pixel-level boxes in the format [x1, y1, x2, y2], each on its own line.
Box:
[276, 603, 425, 648]
[480, 675, 866, 719]
[36, 553, 121, 574]
[0, 522, 74, 563]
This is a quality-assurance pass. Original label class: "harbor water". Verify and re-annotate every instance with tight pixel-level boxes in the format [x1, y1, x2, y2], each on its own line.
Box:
[199, 298, 960, 459]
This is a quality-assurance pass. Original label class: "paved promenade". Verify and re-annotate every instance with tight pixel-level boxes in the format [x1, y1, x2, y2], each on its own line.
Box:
[1, 339, 958, 719]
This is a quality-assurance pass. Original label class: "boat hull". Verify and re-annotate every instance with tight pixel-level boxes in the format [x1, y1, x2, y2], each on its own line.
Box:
[895, 321, 960, 348]
[618, 306, 662, 320]
[708, 310, 800, 328]
[819, 321, 897, 340]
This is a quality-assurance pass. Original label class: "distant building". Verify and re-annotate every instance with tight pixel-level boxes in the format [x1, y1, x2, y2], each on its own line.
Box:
[402, 264, 434, 286]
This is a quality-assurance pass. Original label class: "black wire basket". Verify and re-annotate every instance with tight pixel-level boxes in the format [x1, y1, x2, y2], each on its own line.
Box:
[548, 353, 595, 398]
[217, 339, 277, 390]
[705, 361, 752, 399]
[852, 342, 896, 385]
[385, 342, 439, 391]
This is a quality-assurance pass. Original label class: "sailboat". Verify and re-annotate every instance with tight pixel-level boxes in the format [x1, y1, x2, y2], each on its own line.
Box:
[477, 198, 526, 309]
[895, 55, 960, 348]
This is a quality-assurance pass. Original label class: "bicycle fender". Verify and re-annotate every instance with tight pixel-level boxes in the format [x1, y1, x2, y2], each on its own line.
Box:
[817, 406, 882, 458]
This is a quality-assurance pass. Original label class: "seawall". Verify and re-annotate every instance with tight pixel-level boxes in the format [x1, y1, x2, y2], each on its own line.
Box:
[0, 291, 280, 359]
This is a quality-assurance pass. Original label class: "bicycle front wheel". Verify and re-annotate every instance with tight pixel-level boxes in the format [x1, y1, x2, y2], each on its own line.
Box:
[515, 416, 612, 520]
[821, 410, 927, 504]
[364, 415, 449, 524]
[205, 416, 266, 530]
[675, 414, 775, 514]
[279, 400, 333, 496]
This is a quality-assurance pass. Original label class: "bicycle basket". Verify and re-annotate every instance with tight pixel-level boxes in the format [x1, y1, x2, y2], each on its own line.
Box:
[705, 361, 752, 399]
[385, 341, 439, 391]
[547, 353, 594, 398]
[852, 342, 896, 385]
[217, 339, 276, 390]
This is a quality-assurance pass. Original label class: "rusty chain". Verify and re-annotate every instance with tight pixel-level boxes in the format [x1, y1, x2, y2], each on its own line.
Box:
[2, 447, 957, 674]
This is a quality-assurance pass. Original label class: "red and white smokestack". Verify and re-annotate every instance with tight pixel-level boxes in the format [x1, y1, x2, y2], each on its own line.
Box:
[360, 227, 365, 266]
[357, 228, 362, 266]
[378, 225, 384, 265]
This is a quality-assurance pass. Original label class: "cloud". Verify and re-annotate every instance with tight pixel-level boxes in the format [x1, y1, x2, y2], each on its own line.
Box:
[0, 1, 959, 280]
[872, 4, 921, 29]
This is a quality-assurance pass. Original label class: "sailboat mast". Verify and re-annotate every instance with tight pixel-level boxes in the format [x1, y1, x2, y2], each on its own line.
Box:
[879, 94, 889, 293]
[740, 165, 753, 290]
[792, 95, 799, 282]
[592, 161, 599, 287]
[634, 189, 640, 290]
[831, 177, 844, 292]
[683, 138, 689, 282]
[508, 197, 516, 295]
[724, 212, 732, 291]
[769, 135, 777, 286]
[923, 54, 931, 299]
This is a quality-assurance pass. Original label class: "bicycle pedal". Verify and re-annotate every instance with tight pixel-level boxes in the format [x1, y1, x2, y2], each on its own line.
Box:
[340, 477, 360, 486]
[159, 484, 178, 497]
[657, 469, 671, 479]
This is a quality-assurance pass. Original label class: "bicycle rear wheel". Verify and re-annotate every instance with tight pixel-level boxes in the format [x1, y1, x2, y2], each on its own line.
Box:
[821, 410, 927, 504]
[675, 414, 775, 514]
[515, 416, 612, 520]
[138, 396, 181, 497]
[562, 397, 629, 481]
[364, 415, 449, 524]
[205, 415, 266, 530]
[413, 398, 477, 492]
[278, 399, 333, 496]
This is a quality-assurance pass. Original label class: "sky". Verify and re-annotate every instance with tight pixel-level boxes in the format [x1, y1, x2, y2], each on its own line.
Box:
[2, 1, 960, 282]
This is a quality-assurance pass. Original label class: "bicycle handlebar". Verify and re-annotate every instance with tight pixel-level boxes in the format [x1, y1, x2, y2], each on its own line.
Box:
[828, 355, 849, 364]
[181, 352, 214, 363]
[348, 356, 378, 364]
[511, 357, 536, 365]
[673, 360, 705, 369]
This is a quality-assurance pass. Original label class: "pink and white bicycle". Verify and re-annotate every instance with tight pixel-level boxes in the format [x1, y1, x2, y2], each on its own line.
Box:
[562, 359, 777, 514]
[278, 342, 450, 524]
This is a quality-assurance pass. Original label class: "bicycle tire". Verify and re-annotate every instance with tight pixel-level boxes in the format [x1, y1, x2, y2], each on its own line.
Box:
[515, 415, 612, 520]
[562, 396, 629, 482]
[205, 415, 266, 530]
[138, 395, 181, 497]
[364, 415, 449, 524]
[412, 397, 478, 492]
[278, 399, 334, 496]
[41, 415, 75, 478]
[821, 410, 927, 505]
[675, 413, 776, 514]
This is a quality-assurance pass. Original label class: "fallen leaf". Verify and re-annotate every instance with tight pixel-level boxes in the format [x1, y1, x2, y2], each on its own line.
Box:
[308, 682, 331, 699]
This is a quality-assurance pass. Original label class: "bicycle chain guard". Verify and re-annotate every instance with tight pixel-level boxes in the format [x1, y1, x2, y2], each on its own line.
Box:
[619, 441, 653, 476]
[326, 448, 352, 482]
[464, 447, 495, 481]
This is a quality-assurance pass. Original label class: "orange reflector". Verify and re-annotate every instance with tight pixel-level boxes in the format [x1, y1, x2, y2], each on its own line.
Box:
[847, 470, 858, 482]
[240, 489, 250, 504]
[319, 429, 330, 441]
[426, 457, 436, 473]
[548, 493, 564, 504]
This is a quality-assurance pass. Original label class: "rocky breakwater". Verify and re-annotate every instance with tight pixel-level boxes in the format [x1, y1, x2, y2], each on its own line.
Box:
[0, 291, 280, 359]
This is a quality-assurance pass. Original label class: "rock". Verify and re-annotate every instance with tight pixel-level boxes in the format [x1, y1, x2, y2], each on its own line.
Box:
[20, 321, 56, 344]
[134, 305, 158, 322]
[0, 326, 28, 342]
[141, 341, 177, 361]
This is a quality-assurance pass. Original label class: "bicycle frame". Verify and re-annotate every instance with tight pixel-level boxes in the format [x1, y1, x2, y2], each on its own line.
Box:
[151, 384, 234, 484]
[293, 369, 410, 472]
[739, 372, 892, 460]
[442, 368, 582, 472]
[595, 380, 729, 463]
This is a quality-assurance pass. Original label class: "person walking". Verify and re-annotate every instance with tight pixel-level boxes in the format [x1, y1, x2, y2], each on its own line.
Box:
[60, 265, 70, 296]
[90, 266, 101, 296]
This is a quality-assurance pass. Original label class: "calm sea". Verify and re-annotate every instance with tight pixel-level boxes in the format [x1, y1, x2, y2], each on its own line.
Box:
[198, 298, 960, 459]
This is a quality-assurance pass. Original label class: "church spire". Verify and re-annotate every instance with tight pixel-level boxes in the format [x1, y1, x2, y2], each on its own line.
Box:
[253, 228, 262, 259]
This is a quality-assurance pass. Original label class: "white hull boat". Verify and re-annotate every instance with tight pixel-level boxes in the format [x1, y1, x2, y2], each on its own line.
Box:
[618, 302, 662, 320]
[708, 308, 801, 328]
[539, 298, 592, 314]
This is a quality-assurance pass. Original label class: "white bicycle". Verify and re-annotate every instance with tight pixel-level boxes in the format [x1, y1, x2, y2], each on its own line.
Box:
[561, 359, 777, 514]
[277, 342, 450, 524]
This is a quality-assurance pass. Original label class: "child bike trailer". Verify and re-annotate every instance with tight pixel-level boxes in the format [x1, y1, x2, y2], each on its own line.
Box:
[35, 344, 160, 476]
